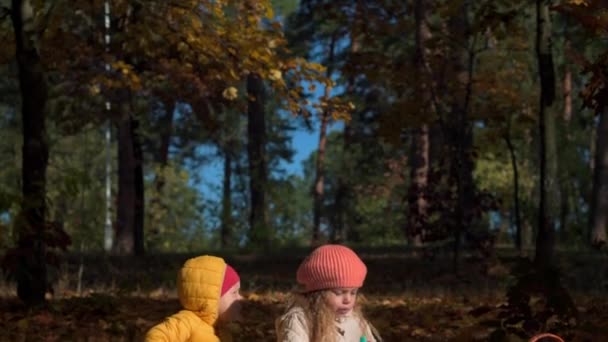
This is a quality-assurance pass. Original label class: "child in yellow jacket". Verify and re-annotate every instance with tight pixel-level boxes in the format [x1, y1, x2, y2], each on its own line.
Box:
[146, 255, 242, 342]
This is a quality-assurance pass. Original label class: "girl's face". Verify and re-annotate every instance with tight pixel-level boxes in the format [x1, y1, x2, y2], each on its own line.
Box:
[218, 281, 243, 322]
[325, 287, 358, 316]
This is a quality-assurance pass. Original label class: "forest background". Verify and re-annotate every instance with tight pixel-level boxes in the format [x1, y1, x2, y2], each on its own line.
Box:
[1, 0, 608, 340]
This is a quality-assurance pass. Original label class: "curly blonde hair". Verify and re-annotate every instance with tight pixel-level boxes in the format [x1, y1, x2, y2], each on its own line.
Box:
[285, 290, 372, 342]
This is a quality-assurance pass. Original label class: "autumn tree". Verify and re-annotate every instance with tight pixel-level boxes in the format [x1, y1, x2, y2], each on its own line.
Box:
[80, 0, 341, 251]
[287, 0, 370, 244]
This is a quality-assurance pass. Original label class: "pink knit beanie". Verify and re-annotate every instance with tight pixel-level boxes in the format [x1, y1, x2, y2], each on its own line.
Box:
[296, 244, 367, 292]
[221, 264, 240, 296]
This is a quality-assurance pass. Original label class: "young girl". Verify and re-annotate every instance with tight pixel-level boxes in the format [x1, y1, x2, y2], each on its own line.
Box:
[146, 255, 242, 342]
[276, 244, 382, 342]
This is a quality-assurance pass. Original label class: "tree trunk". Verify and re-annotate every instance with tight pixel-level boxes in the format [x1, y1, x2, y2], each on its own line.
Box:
[332, 31, 359, 244]
[148, 100, 174, 239]
[114, 112, 136, 255]
[447, 0, 475, 273]
[312, 33, 337, 246]
[407, 0, 432, 247]
[247, 73, 269, 247]
[103, 0, 113, 253]
[332, 119, 351, 243]
[590, 107, 608, 247]
[221, 148, 233, 248]
[505, 133, 522, 253]
[408, 125, 429, 247]
[132, 116, 144, 256]
[546, 94, 560, 242]
[157, 100, 174, 167]
[563, 65, 572, 122]
[312, 107, 329, 246]
[111, 2, 145, 256]
[535, 0, 557, 269]
[11, 0, 50, 306]
[104, 121, 113, 252]
[559, 60, 572, 242]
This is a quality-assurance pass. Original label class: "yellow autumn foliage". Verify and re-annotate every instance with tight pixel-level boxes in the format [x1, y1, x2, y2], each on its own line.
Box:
[4, 0, 354, 122]
[222, 87, 239, 100]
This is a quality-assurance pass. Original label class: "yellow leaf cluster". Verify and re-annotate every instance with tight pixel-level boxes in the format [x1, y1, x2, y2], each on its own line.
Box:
[89, 84, 101, 96]
[268, 69, 282, 81]
[222, 87, 238, 100]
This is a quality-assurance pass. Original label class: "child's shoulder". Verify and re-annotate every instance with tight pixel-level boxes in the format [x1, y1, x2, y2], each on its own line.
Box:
[165, 310, 201, 327]
[280, 306, 306, 320]
[277, 306, 307, 327]
[276, 305, 310, 339]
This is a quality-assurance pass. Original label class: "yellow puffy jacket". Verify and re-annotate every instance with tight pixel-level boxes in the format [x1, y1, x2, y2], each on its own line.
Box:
[146, 255, 231, 342]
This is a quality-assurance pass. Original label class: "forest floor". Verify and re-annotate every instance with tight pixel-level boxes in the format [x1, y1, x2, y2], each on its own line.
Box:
[0, 247, 607, 341]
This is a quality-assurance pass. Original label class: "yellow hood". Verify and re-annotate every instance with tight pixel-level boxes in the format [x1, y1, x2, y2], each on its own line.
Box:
[177, 255, 227, 326]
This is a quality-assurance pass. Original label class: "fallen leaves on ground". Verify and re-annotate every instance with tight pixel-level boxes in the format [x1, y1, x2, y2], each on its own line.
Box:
[1, 292, 608, 341]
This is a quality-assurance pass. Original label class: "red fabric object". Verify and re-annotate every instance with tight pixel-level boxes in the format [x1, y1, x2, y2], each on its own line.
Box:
[220, 264, 240, 296]
[529, 333, 564, 342]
